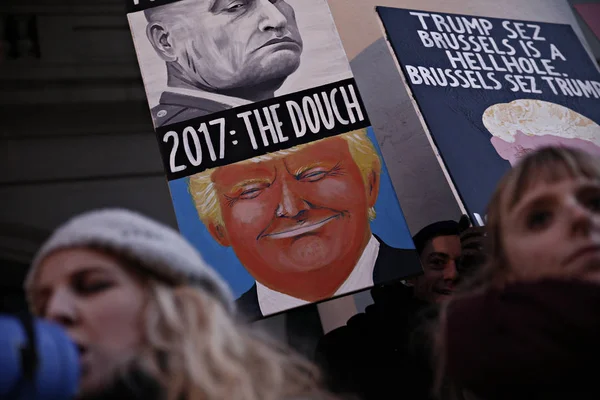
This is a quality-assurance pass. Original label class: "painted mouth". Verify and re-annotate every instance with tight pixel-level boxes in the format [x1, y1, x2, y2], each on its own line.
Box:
[255, 37, 301, 52]
[263, 215, 339, 240]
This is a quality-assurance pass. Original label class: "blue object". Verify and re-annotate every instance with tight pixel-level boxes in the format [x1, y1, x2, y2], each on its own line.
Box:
[0, 315, 80, 400]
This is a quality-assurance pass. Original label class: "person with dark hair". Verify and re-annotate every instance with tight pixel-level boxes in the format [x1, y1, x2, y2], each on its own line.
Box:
[314, 220, 463, 400]
[410, 220, 462, 304]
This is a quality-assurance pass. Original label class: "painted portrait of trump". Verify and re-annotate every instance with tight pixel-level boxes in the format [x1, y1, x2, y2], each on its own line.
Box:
[188, 129, 420, 318]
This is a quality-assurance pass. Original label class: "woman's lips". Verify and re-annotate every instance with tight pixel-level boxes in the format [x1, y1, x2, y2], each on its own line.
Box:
[76, 344, 90, 375]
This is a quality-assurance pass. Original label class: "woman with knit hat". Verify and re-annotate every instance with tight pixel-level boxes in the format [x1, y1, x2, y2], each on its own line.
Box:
[25, 208, 336, 400]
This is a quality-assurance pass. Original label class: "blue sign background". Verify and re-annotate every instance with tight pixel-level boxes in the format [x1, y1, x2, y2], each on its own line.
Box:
[169, 127, 415, 298]
[378, 7, 600, 223]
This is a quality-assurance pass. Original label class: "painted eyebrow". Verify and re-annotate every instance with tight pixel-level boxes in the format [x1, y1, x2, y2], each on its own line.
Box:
[210, 0, 249, 12]
[293, 162, 336, 177]
[230, 177, 272, 191]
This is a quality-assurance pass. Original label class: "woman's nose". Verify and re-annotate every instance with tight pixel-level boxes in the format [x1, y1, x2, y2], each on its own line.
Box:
[567, 199, 595, 237]
[45, 289, 77, 327]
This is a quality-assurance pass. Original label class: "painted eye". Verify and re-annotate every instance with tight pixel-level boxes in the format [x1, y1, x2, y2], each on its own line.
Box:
[239, 187, 263, 199]
[225, 2, 244, 12]
[301, 171, 327, 182]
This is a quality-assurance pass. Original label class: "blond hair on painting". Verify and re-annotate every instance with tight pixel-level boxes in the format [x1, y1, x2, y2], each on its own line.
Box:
[188, 128, 381, 228]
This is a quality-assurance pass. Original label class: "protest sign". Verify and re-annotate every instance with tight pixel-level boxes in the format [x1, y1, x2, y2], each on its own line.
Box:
[125, 0, 421, 319]
[378, 7, 600, 225]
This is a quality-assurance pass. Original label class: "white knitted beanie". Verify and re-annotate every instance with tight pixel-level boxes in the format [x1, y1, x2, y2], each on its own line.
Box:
[25, 208, 234, 313]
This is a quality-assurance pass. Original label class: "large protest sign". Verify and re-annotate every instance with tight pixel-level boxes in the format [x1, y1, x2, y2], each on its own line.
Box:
[125, 0, 421, 319]
[378, 7, 600, 225]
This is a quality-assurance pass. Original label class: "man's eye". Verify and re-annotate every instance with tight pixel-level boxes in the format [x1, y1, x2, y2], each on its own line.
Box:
[239, 187, 264, 199]
[526, 210, 552, 230]
[225, 2, 245, 12]
[429, 260, 446, 269]
[298, 170, 328, 182]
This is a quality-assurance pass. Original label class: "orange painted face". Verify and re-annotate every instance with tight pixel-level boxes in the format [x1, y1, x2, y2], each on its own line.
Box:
[208, 136, 379, 299]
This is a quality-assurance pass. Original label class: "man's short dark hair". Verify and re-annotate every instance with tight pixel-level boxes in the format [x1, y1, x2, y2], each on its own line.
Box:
[412, 220, 460, 256]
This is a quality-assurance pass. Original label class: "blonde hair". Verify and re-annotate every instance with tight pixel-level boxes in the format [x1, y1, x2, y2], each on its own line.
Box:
[188, 129, 381, 228]
[137, 281, 335, 400]
[431, 146, 600, 398]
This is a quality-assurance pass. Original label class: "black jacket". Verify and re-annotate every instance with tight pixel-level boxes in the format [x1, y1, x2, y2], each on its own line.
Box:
[78, 364, 165, 400]
[314, 283, 437, 400]
[444, 279, 600, 399]
[151, 90, 230, 127]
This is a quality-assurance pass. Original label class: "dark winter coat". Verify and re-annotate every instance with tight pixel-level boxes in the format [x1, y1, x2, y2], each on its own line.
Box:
[315, 283, 438, 400]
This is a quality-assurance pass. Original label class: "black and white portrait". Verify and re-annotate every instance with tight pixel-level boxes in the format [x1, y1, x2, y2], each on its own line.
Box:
[127, 0, 353, 127]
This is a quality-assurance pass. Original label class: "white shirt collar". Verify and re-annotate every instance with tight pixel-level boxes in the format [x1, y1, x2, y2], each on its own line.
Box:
[256, 235, 381, 317]
[164, 86, 251, 108]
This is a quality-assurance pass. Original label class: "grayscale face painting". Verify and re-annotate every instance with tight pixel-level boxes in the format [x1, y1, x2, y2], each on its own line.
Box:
[145, 0, 303, 95]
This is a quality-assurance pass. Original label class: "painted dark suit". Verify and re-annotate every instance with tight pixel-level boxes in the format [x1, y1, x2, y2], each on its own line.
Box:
[151, 91, 238, 128]
[237, 235, 422, 320]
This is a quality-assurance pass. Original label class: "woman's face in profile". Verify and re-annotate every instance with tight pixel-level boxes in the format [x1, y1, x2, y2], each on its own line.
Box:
[500, 176, 600, 283]
[32, 247, 147, 397]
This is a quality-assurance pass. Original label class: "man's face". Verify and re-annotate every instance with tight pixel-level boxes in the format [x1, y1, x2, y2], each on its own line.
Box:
[491, 131, 600, 166]
[208, 137, 378, 297]
[165, 0, 302, 91]
[413, 235, 462, 304]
